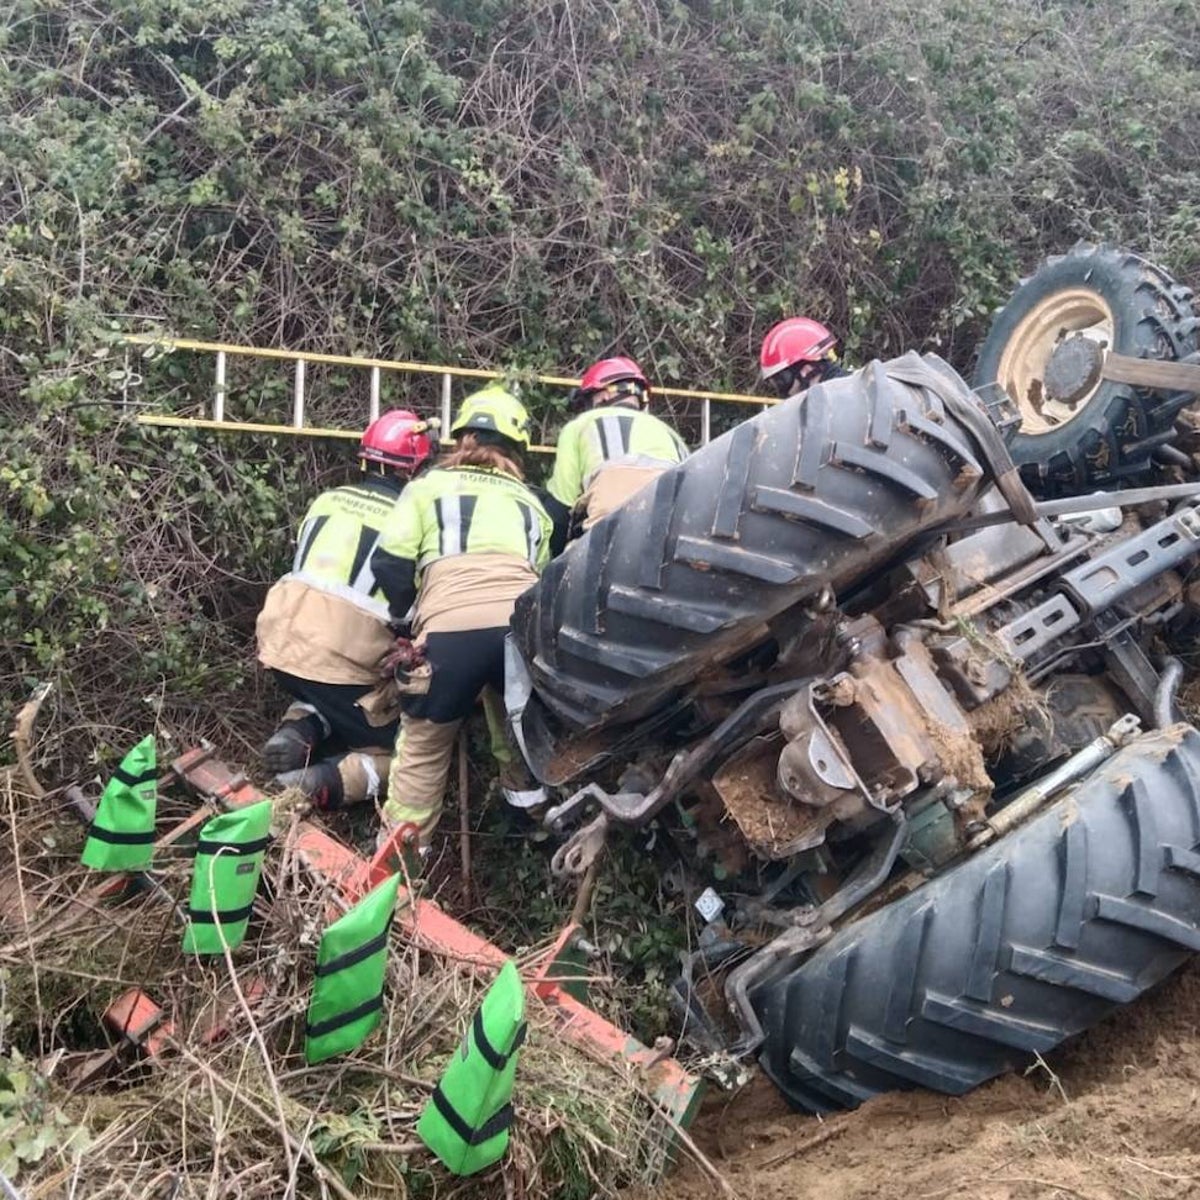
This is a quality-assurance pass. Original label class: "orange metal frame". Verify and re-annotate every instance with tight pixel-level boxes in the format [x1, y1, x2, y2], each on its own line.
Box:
[168, 746, 703, 1128]
[104, 987, 175, 1059]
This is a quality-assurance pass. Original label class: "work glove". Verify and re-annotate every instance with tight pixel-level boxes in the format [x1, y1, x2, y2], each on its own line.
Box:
[380, 636, 432, 696]
[379, 636, 425, 676]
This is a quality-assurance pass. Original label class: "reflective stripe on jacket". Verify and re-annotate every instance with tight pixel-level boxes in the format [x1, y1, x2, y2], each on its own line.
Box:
[371, 465, 552, 627]
[256, 476, 402, 685]
[546, 405, 688, 511]
[290, 477, 401, 602]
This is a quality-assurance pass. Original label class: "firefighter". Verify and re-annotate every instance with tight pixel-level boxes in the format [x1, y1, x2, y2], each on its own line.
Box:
[371, 385, 553, 846]
[257, 409, 434, 809]
[759, 316, 850, 399]
[543, 356, 688, 549]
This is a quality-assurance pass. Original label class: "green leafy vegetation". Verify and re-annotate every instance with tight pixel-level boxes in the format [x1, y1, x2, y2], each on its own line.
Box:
[0, 1051, 91, 1180]
[4, 0, 1199, 764]
[0, 978, 91, 1182]
[2, 0, 1199, 1190]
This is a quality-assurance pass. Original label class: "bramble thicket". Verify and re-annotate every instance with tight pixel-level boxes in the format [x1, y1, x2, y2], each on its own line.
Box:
[4, 0, 1199, 764]
[2, 3, 1200, 1194]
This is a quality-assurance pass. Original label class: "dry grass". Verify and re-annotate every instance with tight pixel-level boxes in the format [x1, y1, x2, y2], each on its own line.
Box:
[0, 769, 681, 1199]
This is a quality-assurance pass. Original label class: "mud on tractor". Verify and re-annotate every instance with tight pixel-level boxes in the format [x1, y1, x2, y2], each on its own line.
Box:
[505, 244, 1200, 1112]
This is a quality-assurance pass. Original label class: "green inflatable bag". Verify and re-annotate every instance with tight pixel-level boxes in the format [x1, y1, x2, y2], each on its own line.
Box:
[305, 872, 401, 1065]
[417, 959, 527, 1176]
[181, 799, 272, 955]
[80, 735, 157, 872]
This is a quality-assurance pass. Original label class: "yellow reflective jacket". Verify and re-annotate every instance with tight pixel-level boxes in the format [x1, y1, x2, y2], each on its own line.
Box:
[372, 465, 552, 634]
[546, 405, 688, 511]
[256, 476, 402, 685]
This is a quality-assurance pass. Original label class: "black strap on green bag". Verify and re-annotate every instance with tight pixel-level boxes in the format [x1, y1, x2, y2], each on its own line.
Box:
[181, 799, 273, 955]
[304, 872, 401, 1065]
[417, 959, 527, 1175]
[80, 735, 157, 872]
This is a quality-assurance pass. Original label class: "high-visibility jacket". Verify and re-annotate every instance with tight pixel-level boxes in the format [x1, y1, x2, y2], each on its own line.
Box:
[546, 405, 688, 515]
[257, 475, 403, 685]
[371, 466, 552, 634]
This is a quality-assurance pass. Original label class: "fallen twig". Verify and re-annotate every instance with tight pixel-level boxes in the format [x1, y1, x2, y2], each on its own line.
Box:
[991, 1177, 1097, 1199]
[175, 1043, 358, 1200]
[4, 775, 44, 1058]
[207, 852, 298, 1189]
[12, 682, 52, 799]
[1122, 1156, 1197, 1182]
[458, 733, 472, 909]
[921, 1174, 1096, 1199]
[357, 1140, 424, 1155]
[758, 1121, 847, 1169]
[569, 861, 598, 929]
[648, 1097, 737, 1198]
[1024, 1050, 1070, 1103]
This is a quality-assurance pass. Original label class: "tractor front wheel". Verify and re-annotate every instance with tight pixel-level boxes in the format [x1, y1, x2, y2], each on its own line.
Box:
[975, 243, 1197, 496]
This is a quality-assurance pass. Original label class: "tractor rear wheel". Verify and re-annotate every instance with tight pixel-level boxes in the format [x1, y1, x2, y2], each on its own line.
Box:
[752, 724, 1200, 1113]
[974, 243, 1197, 497]
[511, 354, 988, 784]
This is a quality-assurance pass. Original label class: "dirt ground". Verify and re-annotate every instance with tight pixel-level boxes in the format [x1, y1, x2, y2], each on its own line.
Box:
[661, 963, 1200, 1200]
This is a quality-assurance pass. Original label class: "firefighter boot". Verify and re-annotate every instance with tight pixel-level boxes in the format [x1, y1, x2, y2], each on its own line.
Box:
[262, 706, 327, 773]
[274, 749, 389, 812]
[499, 770, 548, 812]
[482, 687, 547, 811]
[495, 739, 547, 810]
[273, 759, 344, 811]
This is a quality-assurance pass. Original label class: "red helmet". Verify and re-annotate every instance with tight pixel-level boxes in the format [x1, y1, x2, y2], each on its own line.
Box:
[359, 409, 434, 473]
[760, 318, 838, 381]
[578, 356, 651, 406]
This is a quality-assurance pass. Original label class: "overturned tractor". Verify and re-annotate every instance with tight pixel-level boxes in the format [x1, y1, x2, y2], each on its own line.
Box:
[508, 245, 1200, 1112]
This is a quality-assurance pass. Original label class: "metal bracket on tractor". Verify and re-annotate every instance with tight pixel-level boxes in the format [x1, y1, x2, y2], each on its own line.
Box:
[1045, 340, 1200, 403]
[166, 745, 703, 1131]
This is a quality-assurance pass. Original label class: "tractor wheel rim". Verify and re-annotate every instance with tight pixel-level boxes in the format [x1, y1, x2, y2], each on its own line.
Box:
[996, 289, 1115, 435]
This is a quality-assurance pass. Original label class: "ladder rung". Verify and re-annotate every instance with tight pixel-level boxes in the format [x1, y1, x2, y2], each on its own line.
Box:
[293, 359, 306, 429]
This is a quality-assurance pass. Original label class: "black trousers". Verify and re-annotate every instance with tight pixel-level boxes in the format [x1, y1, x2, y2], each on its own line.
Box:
[271, 670, 398, 749]
[401, 627, 508, 724]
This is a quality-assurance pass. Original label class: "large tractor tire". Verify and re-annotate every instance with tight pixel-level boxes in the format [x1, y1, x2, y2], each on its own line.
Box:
[752, 725, 1200, 1113]
[975, 243, 1198, 497]
[511, 354, 990, 784]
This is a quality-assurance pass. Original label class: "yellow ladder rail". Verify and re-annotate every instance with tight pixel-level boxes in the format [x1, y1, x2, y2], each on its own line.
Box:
[125, 333, 774, 451]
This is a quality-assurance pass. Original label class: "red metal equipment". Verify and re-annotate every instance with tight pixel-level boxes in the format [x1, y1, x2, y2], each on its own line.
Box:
[105, 987, 175, 1060]
[168, 745, 704, 1130]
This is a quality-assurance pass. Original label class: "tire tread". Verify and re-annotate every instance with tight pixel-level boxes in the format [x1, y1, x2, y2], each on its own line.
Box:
[755, 727, 1200, 1112]
[514, 355, 990, 777]
[975, 243, 1200, 497]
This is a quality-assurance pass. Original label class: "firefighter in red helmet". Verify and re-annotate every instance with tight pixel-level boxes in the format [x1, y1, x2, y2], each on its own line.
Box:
[256, 409, 434, 809]
[544, 355, 688, 548]
[759, 317, 849, 399]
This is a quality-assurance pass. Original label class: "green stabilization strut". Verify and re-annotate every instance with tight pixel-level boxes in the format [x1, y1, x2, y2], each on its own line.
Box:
[80, 735, 157, 872]
[418, 958, 527, 1176]
[181, 799, 273, 955]
[305, 872, 401, 1065]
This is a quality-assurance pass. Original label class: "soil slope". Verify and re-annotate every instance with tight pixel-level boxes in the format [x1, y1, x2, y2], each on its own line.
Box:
[665, 963, 1200, 1200]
